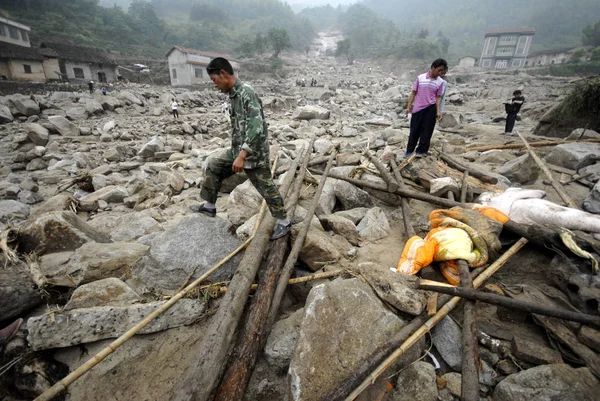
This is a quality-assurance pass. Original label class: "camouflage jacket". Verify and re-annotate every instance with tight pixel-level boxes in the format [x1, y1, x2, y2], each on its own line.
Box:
[229, 80, 270, 169]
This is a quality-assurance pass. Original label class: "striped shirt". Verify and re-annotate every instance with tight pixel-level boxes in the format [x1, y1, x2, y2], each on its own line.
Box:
[412, 72, 444, 113]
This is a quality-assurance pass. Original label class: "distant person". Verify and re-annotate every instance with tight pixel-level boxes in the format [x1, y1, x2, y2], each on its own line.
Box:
[88, 80, 94, 95]
[440, 67, 448, 116]
[171, 99, 179, 119]
[404, 58, 448, 157]
[501, 90, 525, 136]
[189, 57, 291, 240]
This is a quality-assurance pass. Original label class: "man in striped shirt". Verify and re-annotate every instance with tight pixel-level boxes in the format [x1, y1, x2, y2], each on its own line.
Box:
[404, 58, 448, 157]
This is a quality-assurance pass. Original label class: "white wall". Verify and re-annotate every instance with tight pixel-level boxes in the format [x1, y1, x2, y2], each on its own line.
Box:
[64, 61, 92, 82]
[0, 21, 30, 47]
[168, 49, 192, 86]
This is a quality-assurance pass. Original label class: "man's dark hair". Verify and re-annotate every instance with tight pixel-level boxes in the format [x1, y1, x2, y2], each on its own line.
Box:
[431, 58, 448, 69]
[207, 57, 234, 76]
[513, 90, 522, 96]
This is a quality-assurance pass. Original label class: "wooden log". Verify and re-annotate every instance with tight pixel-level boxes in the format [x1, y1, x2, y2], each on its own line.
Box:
[286, 139, 315, 217]
[460, 171, 469, 203]
[438, 152, 498, 184]
[418, 284, 600, 327]
[516, 132, 579, 209]
[465, 138, 600, 153]
[264, 149, 338, 344]
[364, 150, 398, 192]
[396, 153, 416, 172]
[389, 158, 416, 238]
[343, 238, 529, 401]
[171, 158, 299, 401]
[458, 260, 479, 401]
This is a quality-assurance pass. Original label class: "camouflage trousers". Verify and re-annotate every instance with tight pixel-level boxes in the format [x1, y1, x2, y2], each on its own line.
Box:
[200, 149, 286, 220]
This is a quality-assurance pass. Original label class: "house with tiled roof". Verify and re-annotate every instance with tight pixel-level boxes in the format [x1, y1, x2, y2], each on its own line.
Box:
[479, 28, 535, 69]
[0, 17, 46, 81]
[165, 45, 240, 86]
[40, 42, 120, 83]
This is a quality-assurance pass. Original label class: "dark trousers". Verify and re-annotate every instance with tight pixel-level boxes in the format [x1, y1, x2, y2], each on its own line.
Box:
[172, 109, 179, 118]
[200, 149, 286, 219]
[505, 112, 517, 133]
[407, 104, 437, 154]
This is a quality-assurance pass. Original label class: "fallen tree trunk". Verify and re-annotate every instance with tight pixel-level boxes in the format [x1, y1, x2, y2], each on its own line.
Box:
[465, 138, 600, 153]
[417, 284, 600, 327]
[458, 259, 479, 401]
[438, 152, 498, 184]
[364, 150, 398, 192]
[171, 156, 299, 401]
[389, 158, 416, 238]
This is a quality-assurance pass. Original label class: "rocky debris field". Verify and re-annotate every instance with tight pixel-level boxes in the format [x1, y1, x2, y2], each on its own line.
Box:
[1, 53, 599, 401]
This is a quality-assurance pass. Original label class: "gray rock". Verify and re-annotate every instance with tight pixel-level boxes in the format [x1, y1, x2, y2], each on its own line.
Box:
[357, 207, 390, 242]
[116, 90, 144, 106]
[499, 154, 541, 185]
[355, 262, 427, 315]
[292, 225, 341, 271]
[88, 212, 163, 242]
[34, 242, 149, 287]
[1, 260, 43, 322]
[289, 278, 407, 401]
[158, 170, 185, 192]
[65, 278, 141, 310]
[314, 138, 334, 154]
[579, 163, 600, 183]
[334, 207, 369, 224]
[26, 123, 49, 145]
[10, 97, 40, 116]
[103, 148, 121, 161]
[79, 185, 128, 205]
[83, 99, 104, 115]
[566, 128, 600, 140]
[227, 179, 263, 226]
[582, 181, 600, 214]
[391, 362, 438, 401]
[19, 211, 112, 254]
[0, 199, 30, 222]
[32, 193, 74, 216]
[439, 113, 459, 129]
[493, 364, 599, 401]
[264, 308, 304, 370]
[0, 104, 14, 123]
[66, 106, 89, 121]
[545, 142, 600, 170]
[26, 158, 48, 171]
[100, 96, 122, 111]
[138, 136, 164, 157]
[134, 215, 243, 290]
[27, 299, 205, 350]
[48, 115, 80, 136]
[317, 180, 337, 215]
[441, 372, 461, 397]
[334, 180, 373, 210]
[430, 177, 461, 198]
[432, 315, 463, 371]
[320, 214, 359, 245]
[293, 105, 330, 120]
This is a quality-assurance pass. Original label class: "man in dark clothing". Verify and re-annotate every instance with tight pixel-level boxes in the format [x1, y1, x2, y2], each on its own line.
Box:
[88, 81, 94, 95]
[189, 57, 290, 240]
[404, 58, 448, 157]
[502, 90, 525, 136]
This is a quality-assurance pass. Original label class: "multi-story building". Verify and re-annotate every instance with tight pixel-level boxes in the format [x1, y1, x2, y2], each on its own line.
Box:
[166, 46, 239, 86]
[479, 28, 535, 69]
[0, 16, 31, 47]
[0, 17, 46, 81]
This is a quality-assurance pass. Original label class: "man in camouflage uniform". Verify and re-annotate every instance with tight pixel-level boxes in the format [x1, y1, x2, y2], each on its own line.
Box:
[190, 57, 291, 239]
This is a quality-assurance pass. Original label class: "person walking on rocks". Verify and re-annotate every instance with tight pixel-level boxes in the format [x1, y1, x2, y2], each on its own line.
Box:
[88, 80, 94, 95]
[501, 90, 525, 136]
[171, 99, 179, 119]
[404, 58, 447, 157]
[190, 57, 291, 240]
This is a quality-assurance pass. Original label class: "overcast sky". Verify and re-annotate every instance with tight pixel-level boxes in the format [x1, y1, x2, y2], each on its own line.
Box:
[290, 0, 357, 8]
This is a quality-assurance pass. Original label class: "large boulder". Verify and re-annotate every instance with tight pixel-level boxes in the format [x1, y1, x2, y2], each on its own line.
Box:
[293, 105, 330, 120]
[0, 199, 30, 222]
[0, 104, 14, 123]
[292, 225, 341, 271]
[27, 299, 205, 350]
[32, 242, 149, 287]
[26, 123, 49, 145]
[227, 179, 264, 226]
[134, 215, 243, 291]
[498, 154, 541, 185]
[66, 106, 89, 121]
[432, 315, 463, 371]
[138, 136, 165, 158]
[64, 278, 141, 310]
[357, 207, 390, 242]
[544, 142, 600, 170]
[10, 97, 40, 116]
[264, 308, 304, 370]
[566, 128, 600, 140]
[319, 214, 359, 245]
[1, 259, 43, 323]
[48, 115, 80, 136]
[79, 185, 129, 205]
[289, 278, 409, 401]
[493, 364, 599, 401]
[88, 212, 163, 242]
[579, 163, 600, 183]
[390, 362, 438, 401]
[116, 90, 144, 106]
[100, 96, 122, 111]
[18, 211, 111, 254]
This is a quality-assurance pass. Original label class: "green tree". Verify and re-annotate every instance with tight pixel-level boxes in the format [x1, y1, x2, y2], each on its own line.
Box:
[254, 33, 267, 54]
[335, 38, 353, 63]
[590, 46, 600, 61]
[583, 20, 600, 47]
[417, 28, 429, 39]
[571, 48, 586, 63]
[267, 27, 291, 58]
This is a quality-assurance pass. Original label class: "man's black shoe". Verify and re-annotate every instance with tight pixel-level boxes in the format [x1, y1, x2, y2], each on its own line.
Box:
[189, 204, 216, 217]
[271, 221, 292, 240]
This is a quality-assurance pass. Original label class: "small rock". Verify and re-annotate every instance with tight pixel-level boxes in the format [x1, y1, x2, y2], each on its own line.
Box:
[65, 278, 141, 310]
[0, 199, 30, 222]
[26, 123, 49, 145]
[432, 315, 463, 371]
[48, 115, 80, 136]
[264, 308, 304, 370]
[292, 225, 341, 271]
[498, 154, 541, 185]
[293, 105, 330, 120]
[391, 361, 438, 401]
[356, 207, 390, 242]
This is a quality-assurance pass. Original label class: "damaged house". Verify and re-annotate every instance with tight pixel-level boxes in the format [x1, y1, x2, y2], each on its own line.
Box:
[166, 45, 240, 86]
[39, 42, 120, 83]
[0, 17, 45, 81]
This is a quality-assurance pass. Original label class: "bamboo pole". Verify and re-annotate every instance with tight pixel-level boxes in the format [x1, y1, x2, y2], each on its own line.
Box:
[465, 138, 600, 153]
[345, 238, 529, 400]
[460, 171, 469, 203]
[364, 150, 398, 192]
[264, 149, 338, 340]
[389, 158, 416, 238]
[396, 153, 416, 172]
[516, 132, 579, 209]
[458, 259, 479, 401]
[418, 284, 600, 327]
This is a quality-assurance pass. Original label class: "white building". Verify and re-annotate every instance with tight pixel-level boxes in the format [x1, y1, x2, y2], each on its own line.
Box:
[0, 16, 31, 48]
[458, 56, 477, 67]
[166, 46, 239, 86]
[40, 42, 120, 83]
[479, 28, 535, 69]
[525, 47, 592, 67]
